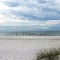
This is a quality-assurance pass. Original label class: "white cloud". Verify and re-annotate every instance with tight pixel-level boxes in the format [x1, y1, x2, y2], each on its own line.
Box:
[0, 0, 60, 30]
[11, 6, 29, 12]
[0, 14, 60, 27]
[0, 13, 60, 29]
[0, 2, 9, 10]
[0, 14, 5, 18]
[0, 14, 34, 26]
[0, 0, 60, 20]
[45, 20, 60, 26]
[0, 0, 16, 2]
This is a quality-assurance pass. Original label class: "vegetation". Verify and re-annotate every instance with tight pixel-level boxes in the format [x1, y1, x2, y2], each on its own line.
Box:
[36, 48, 60, 60]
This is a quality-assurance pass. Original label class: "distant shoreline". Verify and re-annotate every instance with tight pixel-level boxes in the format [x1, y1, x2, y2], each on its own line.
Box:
[0, 31, 60, 36]
[0, 36, 60, 40]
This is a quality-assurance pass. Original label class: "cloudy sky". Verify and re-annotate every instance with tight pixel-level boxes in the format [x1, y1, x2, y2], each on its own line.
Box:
[0, 0, 60, 31]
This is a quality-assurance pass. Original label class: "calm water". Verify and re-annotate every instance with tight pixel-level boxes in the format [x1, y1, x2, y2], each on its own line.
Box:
[0, 31, 60, 36]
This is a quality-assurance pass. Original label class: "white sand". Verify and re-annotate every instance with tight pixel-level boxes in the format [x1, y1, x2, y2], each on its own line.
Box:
[0, 36, 60, 60]
[0, 36, 60, 40]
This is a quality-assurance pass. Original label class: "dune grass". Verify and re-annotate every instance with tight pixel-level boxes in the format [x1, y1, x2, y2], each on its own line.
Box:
[36, 48, 60, 60]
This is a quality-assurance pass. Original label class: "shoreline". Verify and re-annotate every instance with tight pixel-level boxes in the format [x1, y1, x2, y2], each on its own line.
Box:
[0, 36, 60, 40]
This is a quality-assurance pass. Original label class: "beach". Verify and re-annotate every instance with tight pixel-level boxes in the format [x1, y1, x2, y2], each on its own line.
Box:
[0, 36, 60, 60]
[0, 36, 60, 40]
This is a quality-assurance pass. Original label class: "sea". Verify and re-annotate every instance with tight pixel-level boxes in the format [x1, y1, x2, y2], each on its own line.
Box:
[0, 31, 60, 36]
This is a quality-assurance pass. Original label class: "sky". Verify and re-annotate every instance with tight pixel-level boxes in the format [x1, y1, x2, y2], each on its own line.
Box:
[0, 0, 60, 31]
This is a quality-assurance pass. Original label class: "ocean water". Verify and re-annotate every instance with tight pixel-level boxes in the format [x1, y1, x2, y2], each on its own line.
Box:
[0, 31, 60, 36]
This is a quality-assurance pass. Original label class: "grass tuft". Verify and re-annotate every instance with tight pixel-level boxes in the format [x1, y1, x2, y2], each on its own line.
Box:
[36, 48, 60, 60]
